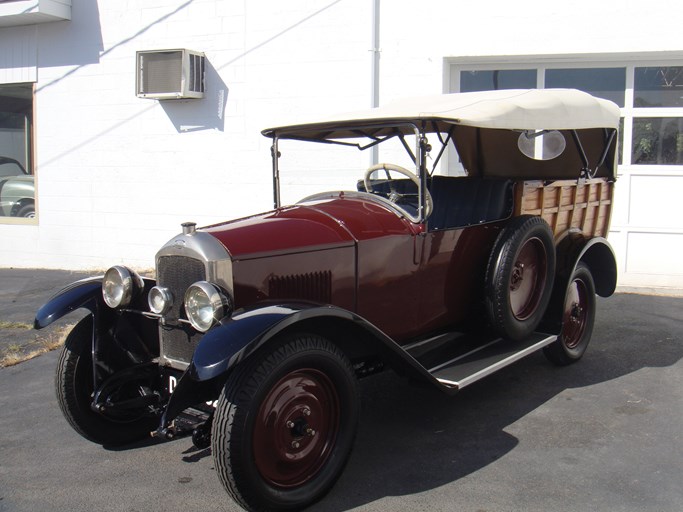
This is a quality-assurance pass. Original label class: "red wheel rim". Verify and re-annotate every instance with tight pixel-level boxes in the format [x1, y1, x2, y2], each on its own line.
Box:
[562, 277, 588, 349]
[253, 368, 340, 488]
[509, 237, 547, 321]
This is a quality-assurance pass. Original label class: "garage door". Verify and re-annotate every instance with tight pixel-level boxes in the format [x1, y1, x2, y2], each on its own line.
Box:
[448, 59, 683, 292]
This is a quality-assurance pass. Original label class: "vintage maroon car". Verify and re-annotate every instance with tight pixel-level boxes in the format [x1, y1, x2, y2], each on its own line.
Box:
[36, 89, 620, 511]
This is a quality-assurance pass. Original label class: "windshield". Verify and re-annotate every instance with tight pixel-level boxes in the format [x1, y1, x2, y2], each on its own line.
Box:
[0, 158, 26, 178]
[275, 127, 458, 224]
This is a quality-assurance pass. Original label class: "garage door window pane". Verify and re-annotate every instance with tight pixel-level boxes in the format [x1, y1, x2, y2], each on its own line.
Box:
[545, 68, 626, 107]
[632, 117, 683, 165]
[0, 83, 34, 219]
[634, 67, 683, 108]
[460, 69, 536, 92]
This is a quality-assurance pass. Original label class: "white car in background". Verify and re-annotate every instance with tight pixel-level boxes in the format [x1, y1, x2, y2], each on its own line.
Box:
[0, 156, 35, 218]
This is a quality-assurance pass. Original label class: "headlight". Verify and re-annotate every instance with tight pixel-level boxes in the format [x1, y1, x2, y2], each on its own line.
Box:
[102, 266, 143, 309]
[184, 281, 232, 332]
[148, 286, 173, 315]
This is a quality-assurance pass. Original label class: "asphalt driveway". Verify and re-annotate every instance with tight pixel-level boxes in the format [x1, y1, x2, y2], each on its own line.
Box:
[0, 268, 91, 362]
[0, 272, 681, 511]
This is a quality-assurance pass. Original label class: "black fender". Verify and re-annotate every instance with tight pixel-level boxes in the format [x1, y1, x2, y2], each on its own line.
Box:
[38, 275, 163, 422]
[34, 275, 159, 366]
[556, 233, 617, 297]
[189, 302, 433, 382]
[575, 238, 618, 297]
[34, 275, 158, 329]
[158, 302, 436, 430]
[34, 277, 105, 329]
[541, 232, 617, 332]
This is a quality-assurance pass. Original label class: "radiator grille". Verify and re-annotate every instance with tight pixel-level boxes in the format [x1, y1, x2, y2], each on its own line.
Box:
[158, 255, 206, 364]
[269, 271, 332, 304]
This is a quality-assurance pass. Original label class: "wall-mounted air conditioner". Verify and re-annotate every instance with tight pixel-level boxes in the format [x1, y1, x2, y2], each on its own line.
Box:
[136, 49, 205, 100]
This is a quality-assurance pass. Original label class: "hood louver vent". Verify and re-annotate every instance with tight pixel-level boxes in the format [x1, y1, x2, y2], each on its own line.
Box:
[269, 271, 332, 304]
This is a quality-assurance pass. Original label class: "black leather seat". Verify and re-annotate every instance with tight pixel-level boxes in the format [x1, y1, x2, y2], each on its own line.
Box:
[428, 176, 513, 230]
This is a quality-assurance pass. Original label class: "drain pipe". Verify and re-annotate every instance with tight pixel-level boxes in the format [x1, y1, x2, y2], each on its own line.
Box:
[370, 0, 380, 165]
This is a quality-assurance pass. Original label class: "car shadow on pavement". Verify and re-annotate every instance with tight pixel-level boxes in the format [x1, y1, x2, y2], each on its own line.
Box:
[76, 293, 682, 512]
[181, 446, 211, 463]
[312, 293, 683, 511]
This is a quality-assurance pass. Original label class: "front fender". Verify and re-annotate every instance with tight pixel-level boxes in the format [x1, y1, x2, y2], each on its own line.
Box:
[189, 303, 365, 381]
[158, 302, 436, 431]
[189, 301, 438, 384]
[34, 275, 157, 329]
[34, 277, 104, 329]
[160, 303, 360, 431]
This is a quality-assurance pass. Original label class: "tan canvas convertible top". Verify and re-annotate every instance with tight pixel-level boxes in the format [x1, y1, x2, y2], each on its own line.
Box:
[262, 89, 621, 140]
[264, 88, 620, 188]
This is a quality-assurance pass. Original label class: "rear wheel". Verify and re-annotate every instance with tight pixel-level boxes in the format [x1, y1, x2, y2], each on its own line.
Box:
[212, 334, 359, 511]
[55, 316, 158, 445]
[543, 263, 596, 365]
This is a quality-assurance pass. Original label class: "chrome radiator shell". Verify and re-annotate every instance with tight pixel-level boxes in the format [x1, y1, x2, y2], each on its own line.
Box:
[154, 230, 232, 369]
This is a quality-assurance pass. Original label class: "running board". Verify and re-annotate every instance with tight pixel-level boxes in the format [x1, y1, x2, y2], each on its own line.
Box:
[405, 331, 557, 392]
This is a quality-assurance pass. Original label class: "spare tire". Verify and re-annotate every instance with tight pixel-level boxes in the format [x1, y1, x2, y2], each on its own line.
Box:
[485, 215, 555, 341]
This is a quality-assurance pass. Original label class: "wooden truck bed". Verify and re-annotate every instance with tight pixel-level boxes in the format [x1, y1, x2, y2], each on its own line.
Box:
[515, 178, 613, 238]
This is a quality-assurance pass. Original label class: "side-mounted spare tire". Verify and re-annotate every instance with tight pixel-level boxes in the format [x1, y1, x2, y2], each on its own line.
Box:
[485, 215, 555, 341]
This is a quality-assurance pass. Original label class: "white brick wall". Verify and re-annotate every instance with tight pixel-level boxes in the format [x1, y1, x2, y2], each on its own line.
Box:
[1, 0, 683, 278]
[0, 0, 371, 269]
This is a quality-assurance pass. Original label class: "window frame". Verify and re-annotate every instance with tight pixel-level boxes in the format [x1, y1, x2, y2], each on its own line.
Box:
[0, 82, 37, 225]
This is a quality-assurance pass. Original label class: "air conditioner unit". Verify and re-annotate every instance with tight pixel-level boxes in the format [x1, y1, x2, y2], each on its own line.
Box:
[136, 49, 205, 100]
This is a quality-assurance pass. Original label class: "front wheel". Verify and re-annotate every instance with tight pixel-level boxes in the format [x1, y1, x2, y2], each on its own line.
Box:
[543, 263, 596, 366]
[212, 334, 359, 512]
[55, 316, 159, 445]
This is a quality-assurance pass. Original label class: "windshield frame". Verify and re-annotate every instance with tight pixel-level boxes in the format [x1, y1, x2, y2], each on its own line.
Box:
[269, 122, 433, 224]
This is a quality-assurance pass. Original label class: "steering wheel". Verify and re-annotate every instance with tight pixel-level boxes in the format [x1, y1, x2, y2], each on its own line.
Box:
[364, 163, 433, 219]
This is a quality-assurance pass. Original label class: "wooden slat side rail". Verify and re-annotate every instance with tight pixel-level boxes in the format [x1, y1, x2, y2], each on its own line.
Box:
[514, 178, 613, 238]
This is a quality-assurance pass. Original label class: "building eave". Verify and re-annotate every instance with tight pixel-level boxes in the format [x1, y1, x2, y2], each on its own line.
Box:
[0, 0, 71, 28]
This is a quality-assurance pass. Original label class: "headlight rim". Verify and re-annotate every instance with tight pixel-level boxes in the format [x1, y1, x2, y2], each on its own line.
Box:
[183, 281, 233, 332]
[148, 285, 174, 315]
[102, 265, 144, 309]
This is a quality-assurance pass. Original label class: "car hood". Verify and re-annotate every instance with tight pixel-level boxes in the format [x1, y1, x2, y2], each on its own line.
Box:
[0, 175, 33, 185]
[0, 175, 34, 197]
[203, 193, 416, 259]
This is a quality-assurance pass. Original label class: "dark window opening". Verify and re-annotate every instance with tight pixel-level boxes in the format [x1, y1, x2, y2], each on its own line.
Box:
[0, 83, 35, 219]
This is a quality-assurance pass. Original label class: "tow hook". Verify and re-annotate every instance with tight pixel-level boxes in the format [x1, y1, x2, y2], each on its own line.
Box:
[151, 411, 214, 446]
